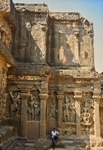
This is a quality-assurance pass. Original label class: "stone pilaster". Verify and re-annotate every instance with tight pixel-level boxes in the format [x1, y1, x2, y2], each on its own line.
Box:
[57, 91, 64, 135]
[39, 92, 48, 139]
[39, 80, 48, 139]
[20, 91, 28, 137]
[74, 90, 82, 137]
[93, 89, 101, 137]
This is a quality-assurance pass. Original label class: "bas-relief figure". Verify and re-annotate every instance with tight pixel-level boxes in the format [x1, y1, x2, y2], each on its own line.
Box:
[59, 95, 76, 137]
[10, 92, 21, 118]
[27, 90, 40, 121]
[63, 95, 76, 123]
[0, 1, 103, 149]
[80, 96, 94, 135]
[49, 92, 58, 129]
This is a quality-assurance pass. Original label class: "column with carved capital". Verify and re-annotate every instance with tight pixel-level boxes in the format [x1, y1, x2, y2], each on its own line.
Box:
[57, 91, 64, 135]
[39, 80, 48, 139]
[20, 91, 28, 137]
[74, 90, 82, 137]
[93, 89, 101, 137]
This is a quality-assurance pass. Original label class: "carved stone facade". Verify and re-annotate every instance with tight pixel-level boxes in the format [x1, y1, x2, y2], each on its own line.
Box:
[0, 0, 103, 149]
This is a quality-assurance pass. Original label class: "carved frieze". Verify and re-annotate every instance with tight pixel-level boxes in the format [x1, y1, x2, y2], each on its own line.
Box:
[7, 75, 42, 80]
[7, 68, 51, 81]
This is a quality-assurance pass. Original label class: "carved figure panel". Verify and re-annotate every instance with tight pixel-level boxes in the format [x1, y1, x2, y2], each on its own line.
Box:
[50, 92, 58, 121]
[10, 92, 21, 118]
[27, 90, 40, 121]
[80, 94, 94, 135]
[48, 92, 58, 130]
[62, 95, 76, 123]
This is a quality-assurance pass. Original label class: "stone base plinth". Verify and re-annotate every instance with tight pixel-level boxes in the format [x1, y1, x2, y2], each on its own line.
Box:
[90, 135, 103, 150]
[0, 126, 14, 146]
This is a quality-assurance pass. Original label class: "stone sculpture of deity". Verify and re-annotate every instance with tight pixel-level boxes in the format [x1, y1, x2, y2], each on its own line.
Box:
[27, 90, 40, 121]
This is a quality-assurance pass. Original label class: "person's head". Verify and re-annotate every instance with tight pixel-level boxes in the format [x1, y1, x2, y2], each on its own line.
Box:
[53, 128, 56, 131]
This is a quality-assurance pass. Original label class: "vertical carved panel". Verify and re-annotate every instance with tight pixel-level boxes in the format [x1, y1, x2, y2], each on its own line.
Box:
[58, 93, 76, 137]
[80, 93, 94, 136]
[0, 68, 7, 121]
[0, 94, 7, 121]
[0, 68, 7, 93]
[49, 92, 58, 128]
[9, 91, 21, 118]
[62, 95, 76, 123]
[27, 89, 40, 121]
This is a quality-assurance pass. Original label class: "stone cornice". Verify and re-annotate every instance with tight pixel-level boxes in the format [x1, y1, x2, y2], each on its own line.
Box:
[14, 3, 49, 13]
[0, 0, 16, 27]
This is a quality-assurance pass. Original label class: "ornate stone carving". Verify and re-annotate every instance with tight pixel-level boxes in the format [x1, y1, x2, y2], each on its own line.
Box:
[80, 96, 94, 135]
[7, 75, 42, 80]
[0, 69, 7, 93]
[63, 95, 71, 122]
[50, 92, 58, 121]
[10, 92, 21, 118]
[62, 126, 76, 136]
[81, 98, 94, 126]
[0, 17, 12, 49]
[60, 124, 76, 137]
[40, 68, 52, 80]
[63, 95, 76, 123]
[0, 93, 7, 120]
[27, 90, 40, 121]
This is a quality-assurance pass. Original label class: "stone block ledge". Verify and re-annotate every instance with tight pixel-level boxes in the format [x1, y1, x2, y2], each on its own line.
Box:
[0, 126, 14, 146]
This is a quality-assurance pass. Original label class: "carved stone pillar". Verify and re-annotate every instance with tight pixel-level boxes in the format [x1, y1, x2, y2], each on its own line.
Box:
[57, 91, 64, 135]
[93, 89, 101, 137]
[39, 93, 48, 139]
[74, 90, 82, 137]
[20, 91, 28, 137]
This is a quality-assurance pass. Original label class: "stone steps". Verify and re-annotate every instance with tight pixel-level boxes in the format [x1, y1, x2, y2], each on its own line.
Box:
[49, 146, 84, 150]
[13, 138, 87, 150]
[0, 126, 15, 150]
[1, 136, 103, 150]
[0, 126, 14, 146]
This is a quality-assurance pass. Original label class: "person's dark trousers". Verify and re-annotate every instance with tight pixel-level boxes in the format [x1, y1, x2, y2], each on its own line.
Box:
[55, 136, 58, 143]
[52, 137, 55, 149]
